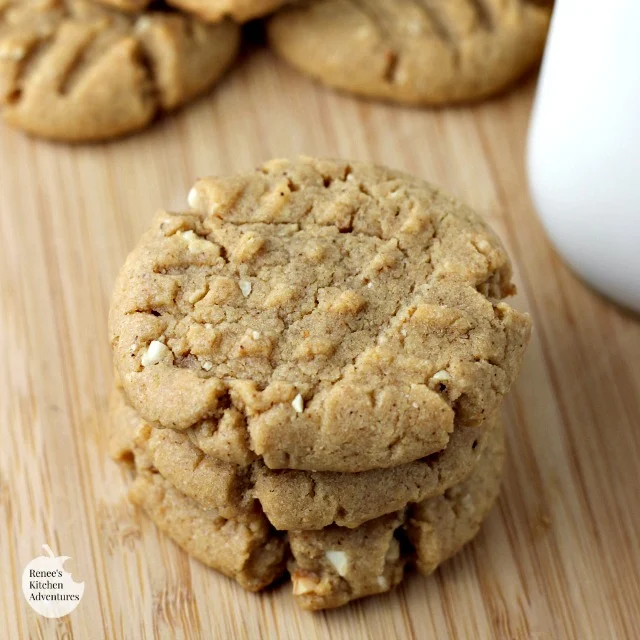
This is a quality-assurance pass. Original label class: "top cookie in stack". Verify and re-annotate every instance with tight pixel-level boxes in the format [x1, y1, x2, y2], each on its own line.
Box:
[110, 156, 530, 473]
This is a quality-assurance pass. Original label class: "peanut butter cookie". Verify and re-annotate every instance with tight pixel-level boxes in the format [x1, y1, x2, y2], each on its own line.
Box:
[0, 0, 240, 141]
[109, 157, 530, 472]
[268, 0, 551, 105]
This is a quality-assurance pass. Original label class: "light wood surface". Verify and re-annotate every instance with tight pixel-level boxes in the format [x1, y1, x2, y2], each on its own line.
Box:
[1, 47, 639, 640]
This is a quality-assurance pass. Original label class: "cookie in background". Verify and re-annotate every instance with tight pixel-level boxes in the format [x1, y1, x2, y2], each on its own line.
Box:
[0, 0, 240, 141]
[268, 0, 552, 105]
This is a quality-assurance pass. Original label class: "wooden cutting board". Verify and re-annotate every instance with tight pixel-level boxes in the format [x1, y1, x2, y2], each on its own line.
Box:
[1, 48, 639, 640]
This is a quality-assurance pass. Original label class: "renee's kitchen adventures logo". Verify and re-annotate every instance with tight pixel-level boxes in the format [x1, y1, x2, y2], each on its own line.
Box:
[22, 545, 85, 618]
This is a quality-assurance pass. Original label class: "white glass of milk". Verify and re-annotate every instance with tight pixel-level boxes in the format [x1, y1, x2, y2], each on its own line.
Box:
[527, 0, 640, 313]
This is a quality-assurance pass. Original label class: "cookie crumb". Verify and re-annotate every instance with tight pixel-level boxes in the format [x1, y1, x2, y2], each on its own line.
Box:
[141, 341, 170, 367]
[325, 550, 348, 577]
[291, 394, 304, 413]
[239, 280, 252, 297]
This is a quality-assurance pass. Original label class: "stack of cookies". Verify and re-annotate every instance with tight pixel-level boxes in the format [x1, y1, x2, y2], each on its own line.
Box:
[108, 157, 531, 609]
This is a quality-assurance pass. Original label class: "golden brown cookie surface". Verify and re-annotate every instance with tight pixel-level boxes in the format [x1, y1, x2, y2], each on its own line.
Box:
[109, 157, 530, 472]
[0, 0, 240, 141]
[268, 0, 551, 105]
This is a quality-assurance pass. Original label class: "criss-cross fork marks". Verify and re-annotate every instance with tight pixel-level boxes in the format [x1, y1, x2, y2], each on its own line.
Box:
[344, 0, 540, 50]
[4, 27, 55, 98]
[56, 27, 107, 95]
[409, 0, 459, 49]
[0, 0, 162, 109]
[346, 0, 498, 42]
[343, 0, 503, 83]
[0, 12, 131, 104]
[342, 0, 541, 85]
[348, 0, 395, 39]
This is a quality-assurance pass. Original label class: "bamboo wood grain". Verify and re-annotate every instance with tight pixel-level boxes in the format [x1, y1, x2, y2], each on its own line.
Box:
[1, 49, 639, 640]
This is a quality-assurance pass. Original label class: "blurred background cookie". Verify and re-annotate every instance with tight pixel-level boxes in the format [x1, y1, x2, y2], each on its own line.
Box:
[268, 0, 551, 104]
[0, 0, 240, 141]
